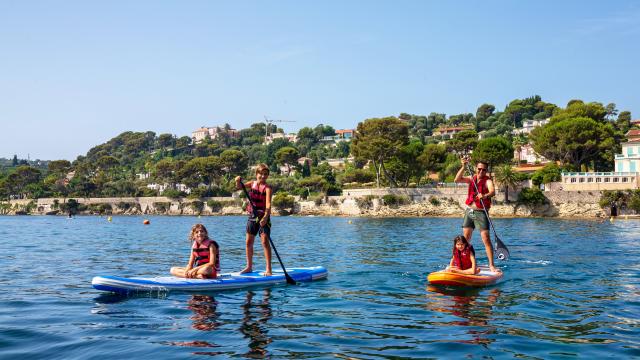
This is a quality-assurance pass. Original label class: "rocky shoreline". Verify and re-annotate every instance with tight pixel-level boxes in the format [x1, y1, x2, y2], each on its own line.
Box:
[2, 190, 612, 219]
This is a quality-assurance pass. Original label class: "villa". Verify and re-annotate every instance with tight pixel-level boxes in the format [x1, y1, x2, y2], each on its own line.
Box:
[192, 126, 240, 143]
[512, 118, 550, 136]
[514, 143, 547, 164]
[264, 132, 298, 144]
[561, 130, 640, 191]
[321, 129, 355, 143]
[432, 124, 473, 139]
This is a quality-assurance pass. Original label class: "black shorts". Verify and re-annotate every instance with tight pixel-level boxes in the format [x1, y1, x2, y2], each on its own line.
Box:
[246, 219, 271, 236]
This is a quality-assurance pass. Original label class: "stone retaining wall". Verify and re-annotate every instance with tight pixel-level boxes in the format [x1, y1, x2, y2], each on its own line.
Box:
[2, 187, 613, 218]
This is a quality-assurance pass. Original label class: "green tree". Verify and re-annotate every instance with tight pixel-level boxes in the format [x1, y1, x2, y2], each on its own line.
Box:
[493, 164, 519, 202]
[448, 129, 478, 154]
[297, 175, 327, 195]
[153, 158, 177, 185]
[385, 139, 425, 187]
[475, 104, 496, 123]
[531, 163, 562, 186]
[472, 137, 514, 168]
[96, 156, 120, 172]
[351, 117, 409, 187]
[275, 146, 300, 176]
[418, 143, 448, 180]
[605, 103, 618, 121]
[553, 100, 607, 123]
[157, 133, 175, 149]
[616, 111, 632, 133]
[179, 156, 224, 190]
[47, 160, 71, 174]
[220, 149, 248, 179]
[530, 117, 616, 171]
[8, 166, 42, 198]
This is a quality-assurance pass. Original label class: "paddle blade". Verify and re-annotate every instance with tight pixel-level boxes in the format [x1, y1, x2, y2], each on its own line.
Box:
[494, 236, 510, 261]
[285, 273, 296, 285]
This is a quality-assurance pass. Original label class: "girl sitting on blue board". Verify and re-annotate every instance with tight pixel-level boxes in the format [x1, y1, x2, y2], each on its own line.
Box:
[170, 224, 220, 279]
[446, 235, 479, 275]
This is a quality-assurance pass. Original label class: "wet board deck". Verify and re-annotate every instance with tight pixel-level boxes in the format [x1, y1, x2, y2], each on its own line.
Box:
[427, 266, 503, 287]
[92, 266, 328, 294]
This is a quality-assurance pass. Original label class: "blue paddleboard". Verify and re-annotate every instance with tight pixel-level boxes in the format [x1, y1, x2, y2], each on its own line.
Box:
[92, 266, 328, 294]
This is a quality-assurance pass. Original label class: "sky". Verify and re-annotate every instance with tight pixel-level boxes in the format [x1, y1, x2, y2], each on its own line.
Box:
[1, 1, 639, 161]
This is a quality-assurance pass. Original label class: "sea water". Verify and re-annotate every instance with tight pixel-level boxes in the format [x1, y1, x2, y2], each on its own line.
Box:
[0, 215, 638, 358]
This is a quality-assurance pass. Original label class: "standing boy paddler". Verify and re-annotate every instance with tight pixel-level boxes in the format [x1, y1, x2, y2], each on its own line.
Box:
[454, 156, 501, 273]
[235, 164, 273, 276]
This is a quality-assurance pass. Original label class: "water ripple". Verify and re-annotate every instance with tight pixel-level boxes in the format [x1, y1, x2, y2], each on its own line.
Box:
[0, 216, 639, 358]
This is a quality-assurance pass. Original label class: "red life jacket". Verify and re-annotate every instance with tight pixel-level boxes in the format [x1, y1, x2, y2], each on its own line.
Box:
[465, 175, 492, 209]
[452, 245, 475, 270]
[247, 181, 269, 218]
[192, 238, 220, 271]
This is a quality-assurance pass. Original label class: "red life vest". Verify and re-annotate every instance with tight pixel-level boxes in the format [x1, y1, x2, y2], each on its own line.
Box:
[247, 181, 269, 218]
[452, 245, 475, 270]
[465, 175, 491, 209]
[192, 238, 220, 271]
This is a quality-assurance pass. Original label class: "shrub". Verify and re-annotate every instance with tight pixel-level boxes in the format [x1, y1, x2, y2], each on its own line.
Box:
[517, 188, 548, 206]
[138, 187, 158, 197]
[272, 192, 295, 210]
[88, 203, 112, 214]
[154, 202, 171, 212]
[116, 201, 134, 210]
[598, 190, 628, 209]
[190, 200, 204, 214]
[207, 200, 223, 212]
[324, 183, 342, 196]
[531, 163, 562, 186]
[382, 194, 410, 207]
[162, 188, 185, 199]
[429, 196, 441, 206]
[355, 195, 376, 209]
[341, 169, 376, 184]
[60, 199, 87, 214]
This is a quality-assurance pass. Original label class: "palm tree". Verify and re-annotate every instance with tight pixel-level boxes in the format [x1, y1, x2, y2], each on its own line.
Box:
[493, 164, 520, 203]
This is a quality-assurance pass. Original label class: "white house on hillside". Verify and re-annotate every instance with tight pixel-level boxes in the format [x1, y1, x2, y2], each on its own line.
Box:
[512, 118, 550, 135]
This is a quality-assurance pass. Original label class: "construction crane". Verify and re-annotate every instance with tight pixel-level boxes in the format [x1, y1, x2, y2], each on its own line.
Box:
[264, 116, 295, 137]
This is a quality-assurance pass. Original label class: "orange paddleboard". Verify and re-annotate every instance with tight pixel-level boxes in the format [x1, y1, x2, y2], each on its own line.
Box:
[428, 266, 503, 287]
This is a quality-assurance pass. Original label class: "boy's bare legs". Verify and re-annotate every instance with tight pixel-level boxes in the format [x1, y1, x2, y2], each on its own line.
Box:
[240, 233, 255, 274]
[260, 232, 272, 276]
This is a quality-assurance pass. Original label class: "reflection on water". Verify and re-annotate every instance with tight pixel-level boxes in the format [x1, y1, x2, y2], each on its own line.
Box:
[3, 216, 640, 358]
[188, 295, 219, 331]
[240, 289, 273, 357]
[426, 285, 500, 345]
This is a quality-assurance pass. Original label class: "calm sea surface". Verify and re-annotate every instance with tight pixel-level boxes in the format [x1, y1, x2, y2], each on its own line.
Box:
[0, 215, 638, 359]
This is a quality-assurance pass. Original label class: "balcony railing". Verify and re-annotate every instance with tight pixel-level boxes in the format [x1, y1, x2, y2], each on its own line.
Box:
[562, 172, 638, 177]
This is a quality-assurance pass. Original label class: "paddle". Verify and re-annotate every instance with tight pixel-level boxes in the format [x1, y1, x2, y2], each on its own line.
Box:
[239, 179, 296, 285]
[464, 162, 510, 261]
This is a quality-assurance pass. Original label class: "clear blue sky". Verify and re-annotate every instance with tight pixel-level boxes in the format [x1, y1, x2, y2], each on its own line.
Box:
[1, 1, 639, 161]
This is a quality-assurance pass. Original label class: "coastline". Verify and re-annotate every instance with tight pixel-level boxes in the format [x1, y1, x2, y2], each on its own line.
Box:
[1, 187, 622, 219]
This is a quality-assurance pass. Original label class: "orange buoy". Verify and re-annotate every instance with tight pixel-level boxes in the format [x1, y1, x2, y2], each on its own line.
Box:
[143, 219, 150, 225]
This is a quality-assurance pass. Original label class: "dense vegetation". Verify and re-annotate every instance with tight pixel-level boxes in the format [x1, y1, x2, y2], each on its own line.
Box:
[0, 97, 634, 202]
